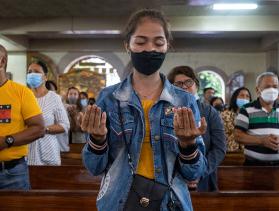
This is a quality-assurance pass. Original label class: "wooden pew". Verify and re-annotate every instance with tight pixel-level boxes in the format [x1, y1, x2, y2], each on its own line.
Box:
[63, 144, 246, 166]
[61, 152, 82, 165]
[29, 165, 279, 191]
[218, 166, 279, 191]
[192, 191, 279, 211]
[64, 145, 245, 166]
[60, 143, 85, 165]
[0, 190, 98, 211]
[221, 151, 245, 165]
[29, 165, 101, 190]
[1, 190, 279, 211]
[69, 143, 85, 153]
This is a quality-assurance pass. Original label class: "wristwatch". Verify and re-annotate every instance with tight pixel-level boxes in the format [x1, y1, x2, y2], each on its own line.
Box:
[5, 135, 15, 148]
[45, 127, 50, 134]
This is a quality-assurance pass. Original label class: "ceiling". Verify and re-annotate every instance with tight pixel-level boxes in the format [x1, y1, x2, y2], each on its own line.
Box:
[0, 0, 279, 18]
[0, 0, 183, 18]
[0, 0, 279, 51]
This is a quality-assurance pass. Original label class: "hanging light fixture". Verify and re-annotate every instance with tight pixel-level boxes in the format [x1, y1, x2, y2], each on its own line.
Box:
[213, 3, 258, 10]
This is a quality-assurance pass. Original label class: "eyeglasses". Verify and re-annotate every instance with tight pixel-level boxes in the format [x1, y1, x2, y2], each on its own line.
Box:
[173, 79, 195, 88]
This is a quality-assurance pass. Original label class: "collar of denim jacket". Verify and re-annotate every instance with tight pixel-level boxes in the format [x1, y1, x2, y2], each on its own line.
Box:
[113, 73, 178, 106]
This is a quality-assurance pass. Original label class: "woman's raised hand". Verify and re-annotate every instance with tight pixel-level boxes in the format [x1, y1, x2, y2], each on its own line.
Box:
[81, 104, 107, 143]
[173, 107, 207, 147]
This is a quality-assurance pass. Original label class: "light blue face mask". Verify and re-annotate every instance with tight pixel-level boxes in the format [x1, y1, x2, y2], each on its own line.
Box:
[80, 99, 88, 107]
[236, 98, 249, 108]
[26, 73, 43, 88]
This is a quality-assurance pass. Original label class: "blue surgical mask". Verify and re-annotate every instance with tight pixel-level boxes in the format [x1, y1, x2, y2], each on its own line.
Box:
[236, 98, 249, 108]
[80, 99, 88, 107]
[27, 73, 43, 88]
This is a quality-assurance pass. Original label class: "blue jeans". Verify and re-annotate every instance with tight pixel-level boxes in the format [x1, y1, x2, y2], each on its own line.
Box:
[0, 160, 30, 190]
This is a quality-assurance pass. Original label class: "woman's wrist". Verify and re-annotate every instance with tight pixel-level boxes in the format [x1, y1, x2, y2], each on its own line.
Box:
[45, 127, 50, 134]
[88, 135, 108, 155]
[179, 139, 196, 148]
[178, 141, 199, 164]
[89, 134, 107, 145]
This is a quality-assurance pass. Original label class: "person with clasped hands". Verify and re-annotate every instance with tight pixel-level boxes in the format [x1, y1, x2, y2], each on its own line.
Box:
[81, 9, 207, 211]
[0, 44, 45, 189]
[235, 72, 279, 165]
[26, 61, 70, 165]
[168, 66, 226, 192]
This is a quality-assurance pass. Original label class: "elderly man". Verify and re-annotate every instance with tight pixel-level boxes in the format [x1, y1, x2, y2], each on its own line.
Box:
[0, 44, 45, 189]
[235, 72, 279, 165]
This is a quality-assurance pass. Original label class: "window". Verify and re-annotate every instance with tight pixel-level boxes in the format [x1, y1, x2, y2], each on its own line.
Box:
[197, 70, 225, 101]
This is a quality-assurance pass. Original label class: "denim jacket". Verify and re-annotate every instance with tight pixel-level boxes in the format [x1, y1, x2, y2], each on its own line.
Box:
[82, 73, 207, 211]
[196, 100, 226, 191]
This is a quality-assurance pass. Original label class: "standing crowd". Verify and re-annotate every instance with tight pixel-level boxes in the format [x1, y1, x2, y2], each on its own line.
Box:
[1, 8, 279, 211]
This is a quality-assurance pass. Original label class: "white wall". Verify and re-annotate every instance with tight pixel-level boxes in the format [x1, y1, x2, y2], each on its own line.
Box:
[116, 51, 266, 98]
[42, 52, 66, 65]
[164, 52, 266, 98]
[7, 52, 27, 85]
[7, 50, 266, 99]
[1, 37, 27, 85]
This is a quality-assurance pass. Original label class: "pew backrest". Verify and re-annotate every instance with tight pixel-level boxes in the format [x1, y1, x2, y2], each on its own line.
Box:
[29, 165, 279, 191]
[218, 166, 279, 191]
[1, 190, 279, 211]
[29, 165, 101, 190]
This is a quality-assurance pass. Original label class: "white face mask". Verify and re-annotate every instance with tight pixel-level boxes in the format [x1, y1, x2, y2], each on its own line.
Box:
[260, 88, 279, 103]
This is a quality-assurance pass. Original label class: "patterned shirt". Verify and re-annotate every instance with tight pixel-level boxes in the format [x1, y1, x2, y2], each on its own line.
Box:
[221, 110, 243, 152]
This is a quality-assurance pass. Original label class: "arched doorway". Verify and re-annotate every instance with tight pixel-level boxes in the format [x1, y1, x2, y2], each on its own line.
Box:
[59, 55, 120, 99]
[197, 70, 226, 102]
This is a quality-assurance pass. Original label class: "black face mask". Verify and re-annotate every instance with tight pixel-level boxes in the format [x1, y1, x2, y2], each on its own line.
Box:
[130, 51, 166, 75]
[214, 104, 224, 112]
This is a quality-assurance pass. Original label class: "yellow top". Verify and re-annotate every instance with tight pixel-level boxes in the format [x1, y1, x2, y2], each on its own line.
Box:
[136, 99, 155, 179]
[0, 80, 42, 161]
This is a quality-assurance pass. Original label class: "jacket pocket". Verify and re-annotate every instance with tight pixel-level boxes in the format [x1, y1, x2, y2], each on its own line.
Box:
[161, 116, 179, 154]
[108, 111, 134, 149]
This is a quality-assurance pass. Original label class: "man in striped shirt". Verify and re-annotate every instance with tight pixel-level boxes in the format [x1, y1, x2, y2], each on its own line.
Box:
[235, 72, 279, 165]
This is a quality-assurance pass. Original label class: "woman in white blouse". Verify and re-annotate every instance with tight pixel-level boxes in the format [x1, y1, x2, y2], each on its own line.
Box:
[26, 61, 70, 165]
